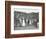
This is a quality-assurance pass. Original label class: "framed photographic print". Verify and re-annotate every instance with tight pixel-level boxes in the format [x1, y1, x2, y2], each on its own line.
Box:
[5, 1, 45, 38]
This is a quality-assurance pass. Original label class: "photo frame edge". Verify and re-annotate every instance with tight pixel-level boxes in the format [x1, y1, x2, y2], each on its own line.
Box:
[5, 1, 45, 38]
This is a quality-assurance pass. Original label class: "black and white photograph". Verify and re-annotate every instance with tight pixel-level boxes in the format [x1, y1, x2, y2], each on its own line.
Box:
[14, 11, 39, 30]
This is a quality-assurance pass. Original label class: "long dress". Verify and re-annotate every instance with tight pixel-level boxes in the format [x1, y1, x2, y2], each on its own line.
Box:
[21, 18, 25, 27]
